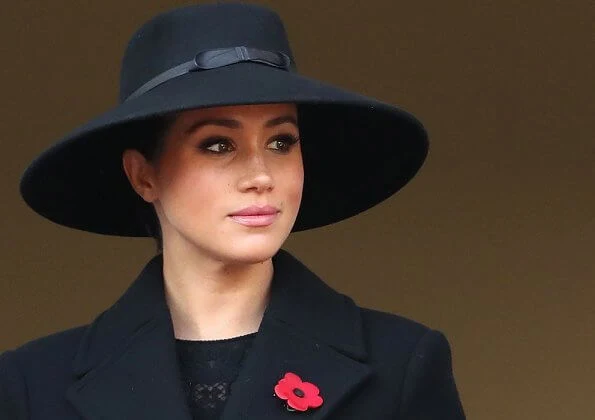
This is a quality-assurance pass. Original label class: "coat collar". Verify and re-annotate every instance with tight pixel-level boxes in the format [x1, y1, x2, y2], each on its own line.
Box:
[67, 248, 372, 420]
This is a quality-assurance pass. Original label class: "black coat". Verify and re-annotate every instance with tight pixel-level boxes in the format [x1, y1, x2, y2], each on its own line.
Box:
[0, 249, 465, 419]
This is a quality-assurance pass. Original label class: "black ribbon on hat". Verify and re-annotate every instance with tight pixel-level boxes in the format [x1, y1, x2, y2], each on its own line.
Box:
[125, 46, 293, 101]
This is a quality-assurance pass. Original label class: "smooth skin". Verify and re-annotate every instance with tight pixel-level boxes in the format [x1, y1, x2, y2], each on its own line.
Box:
[122, 103, 304, 340]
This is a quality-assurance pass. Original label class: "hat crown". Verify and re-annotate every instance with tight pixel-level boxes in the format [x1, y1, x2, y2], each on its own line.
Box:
[119, 3, 295, 102]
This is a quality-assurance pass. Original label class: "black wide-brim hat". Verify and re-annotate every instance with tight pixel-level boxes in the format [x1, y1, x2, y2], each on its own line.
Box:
[20, 3, 428, 236]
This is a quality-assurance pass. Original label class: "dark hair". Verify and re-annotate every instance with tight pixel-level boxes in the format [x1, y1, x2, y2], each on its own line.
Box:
[128, 114, 176, 252]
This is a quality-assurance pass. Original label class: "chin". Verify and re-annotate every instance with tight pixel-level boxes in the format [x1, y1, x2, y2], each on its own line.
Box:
[221, 236, 287, 265]
[228, 244, 281, 264]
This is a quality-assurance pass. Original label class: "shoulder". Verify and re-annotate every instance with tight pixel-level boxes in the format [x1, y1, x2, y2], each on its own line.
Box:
[356, 305, 458, 390]
[1, 324, 88, 385]
[0, 325, 88, 419]
[355, 306, 465, 418]
[3, 323, 88, 364]
[359, 305, 430, 342]
[357, 305, 458, 377]
[360, 307, 451, 374]
[358, 306, 456, 376]
[357, 305, 434, 362]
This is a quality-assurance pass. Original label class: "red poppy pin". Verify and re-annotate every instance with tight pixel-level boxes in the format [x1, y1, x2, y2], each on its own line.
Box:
[274, 372, 324, 412]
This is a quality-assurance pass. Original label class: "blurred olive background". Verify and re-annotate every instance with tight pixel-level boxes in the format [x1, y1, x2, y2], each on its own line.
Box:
[1, 1, 593, 419]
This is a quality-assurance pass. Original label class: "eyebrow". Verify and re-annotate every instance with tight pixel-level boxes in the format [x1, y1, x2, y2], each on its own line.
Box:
[184, 115, 298, 135]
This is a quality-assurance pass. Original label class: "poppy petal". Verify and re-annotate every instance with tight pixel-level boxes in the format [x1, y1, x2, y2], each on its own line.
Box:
[276, 379, 290, 389]
[287, 396, 309, 411]
[308, 394, 324, 408]
[283, 372, 302, 384]
[274, 384, 290, 400]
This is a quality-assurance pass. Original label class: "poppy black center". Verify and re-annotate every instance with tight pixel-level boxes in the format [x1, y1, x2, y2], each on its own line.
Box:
[293, 388, 305, 397]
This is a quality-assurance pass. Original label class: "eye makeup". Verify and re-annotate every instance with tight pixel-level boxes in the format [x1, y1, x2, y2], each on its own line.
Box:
[197, 134, 299, 155]
[268, 134, 300, 153]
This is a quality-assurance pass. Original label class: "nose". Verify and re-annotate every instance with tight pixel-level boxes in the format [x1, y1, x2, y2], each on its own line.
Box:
[236, 151, 274, 193]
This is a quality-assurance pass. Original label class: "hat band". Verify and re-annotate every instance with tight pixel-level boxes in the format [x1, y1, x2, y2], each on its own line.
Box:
[125, 46, 293, 102]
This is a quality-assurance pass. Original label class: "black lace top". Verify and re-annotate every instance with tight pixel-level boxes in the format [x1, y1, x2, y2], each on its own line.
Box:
[175, 332, 258, 420]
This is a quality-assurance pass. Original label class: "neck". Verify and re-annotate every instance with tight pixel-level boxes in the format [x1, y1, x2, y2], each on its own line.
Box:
[161, 240, 274, 341]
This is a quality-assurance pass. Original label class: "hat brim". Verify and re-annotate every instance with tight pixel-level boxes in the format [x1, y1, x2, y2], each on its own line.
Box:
[20, 62, 428, 236]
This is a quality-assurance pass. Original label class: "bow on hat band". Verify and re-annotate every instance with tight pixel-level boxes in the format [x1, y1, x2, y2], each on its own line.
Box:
[125, 46, 293, 101]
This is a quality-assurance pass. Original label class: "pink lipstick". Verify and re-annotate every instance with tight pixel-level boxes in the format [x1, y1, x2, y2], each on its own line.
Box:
[229, 205, 280, 227]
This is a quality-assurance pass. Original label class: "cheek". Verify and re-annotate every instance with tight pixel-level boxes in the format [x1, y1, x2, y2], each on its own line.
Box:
[281, 160, 304, 206]
[159, 165, 226, 212]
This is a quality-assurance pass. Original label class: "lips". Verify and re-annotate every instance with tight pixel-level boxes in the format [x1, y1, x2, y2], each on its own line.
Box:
[229, 205, 280, 227]
[229, 205, 279, 216]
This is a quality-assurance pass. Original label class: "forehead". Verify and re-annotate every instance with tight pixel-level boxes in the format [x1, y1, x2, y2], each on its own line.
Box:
[173, 103, 297, 125]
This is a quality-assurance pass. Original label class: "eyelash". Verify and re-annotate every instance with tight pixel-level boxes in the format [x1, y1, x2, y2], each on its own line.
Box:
[198, 134, 299, 155]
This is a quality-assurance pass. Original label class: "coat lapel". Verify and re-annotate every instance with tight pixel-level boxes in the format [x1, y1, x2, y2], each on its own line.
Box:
[221, 249, 372, 419]
[66, 256, 193, 420]
[67, 249, 372, 420]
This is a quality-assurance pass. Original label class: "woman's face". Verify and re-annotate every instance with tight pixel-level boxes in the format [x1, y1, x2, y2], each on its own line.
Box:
[123, 103, 304, 264]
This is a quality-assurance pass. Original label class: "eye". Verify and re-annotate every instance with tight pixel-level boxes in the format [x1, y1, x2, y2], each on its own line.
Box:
[268, 134, 299, 153]
[199, 137, 234, 154]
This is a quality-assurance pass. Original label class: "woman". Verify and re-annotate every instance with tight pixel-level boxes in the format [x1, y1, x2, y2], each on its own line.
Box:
[1, 3, 465, 419]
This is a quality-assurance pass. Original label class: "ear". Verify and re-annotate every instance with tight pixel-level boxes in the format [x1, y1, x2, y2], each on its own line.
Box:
[122, 149, 159, 203]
